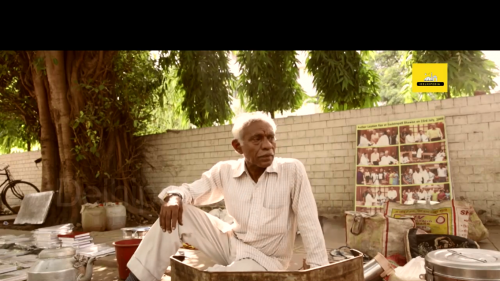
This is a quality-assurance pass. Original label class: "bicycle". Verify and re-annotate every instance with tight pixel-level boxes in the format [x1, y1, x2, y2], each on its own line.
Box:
[0, 160, 40, 214]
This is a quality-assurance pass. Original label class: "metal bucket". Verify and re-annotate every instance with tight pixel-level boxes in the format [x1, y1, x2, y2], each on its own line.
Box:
[170, 249, 365, 281]
[422, 248, 500, 280]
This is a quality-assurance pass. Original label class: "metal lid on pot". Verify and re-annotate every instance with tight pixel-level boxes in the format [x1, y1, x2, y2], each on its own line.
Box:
[38, 247, 76, 259]
[425, 249, 500, 279]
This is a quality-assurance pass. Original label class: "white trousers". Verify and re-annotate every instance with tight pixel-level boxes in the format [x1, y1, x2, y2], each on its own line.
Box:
[127, 204, 266, 281]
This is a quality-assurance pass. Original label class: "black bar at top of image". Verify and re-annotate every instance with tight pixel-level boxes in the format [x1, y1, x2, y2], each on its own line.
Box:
[416, 82, 445, 86]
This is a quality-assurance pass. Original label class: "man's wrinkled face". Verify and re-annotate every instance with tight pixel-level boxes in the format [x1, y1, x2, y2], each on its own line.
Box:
[233, 120, 276, 169]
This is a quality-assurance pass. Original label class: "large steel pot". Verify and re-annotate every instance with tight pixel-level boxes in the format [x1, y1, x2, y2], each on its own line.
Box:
[420, 248, 500, 280]
[27, 247, 95, 281]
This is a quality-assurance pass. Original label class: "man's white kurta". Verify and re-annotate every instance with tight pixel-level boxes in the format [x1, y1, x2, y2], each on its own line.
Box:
[158, 157, 328, 270]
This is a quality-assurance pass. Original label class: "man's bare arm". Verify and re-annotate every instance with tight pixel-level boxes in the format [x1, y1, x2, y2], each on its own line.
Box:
[158, 162, 226, 232]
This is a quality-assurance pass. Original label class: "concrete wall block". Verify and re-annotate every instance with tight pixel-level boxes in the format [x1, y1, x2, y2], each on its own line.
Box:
[454, 97, 468, 108]
[435, 108, 461, 117]
[480, 94, 496, 105]
[481, 113, 495, 123]
[319, 113, 331, 121]
[441, 99, 454, 109]
[467, 114, 482, 124]
[327, 119, 346, 128]
[309, 121, 327, 130]
[409, 111, 436, 119]
[404, 103, 417, 113]
[428, 100, 442, 110]
[461, 123, 489, 134]
[370, 107, 382, 116]
[291, 123, 309, 131]
[461, 104, 492, 115]
[467, 96, 481, 106]
[314, 129, 324, 137]
[416, 102, 429, 111]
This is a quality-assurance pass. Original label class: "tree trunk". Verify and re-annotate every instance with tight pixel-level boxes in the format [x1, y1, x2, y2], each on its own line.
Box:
[44, 51, 80, 225]
[31, 53, 60, 193]
[270, 111, 275, 119]
[27, 141, 31, 152]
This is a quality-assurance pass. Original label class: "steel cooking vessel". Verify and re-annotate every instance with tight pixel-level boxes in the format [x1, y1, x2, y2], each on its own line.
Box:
[121, 226, 150, 239]
[421, 248, 500, 281]
[27, 247, 94, 281]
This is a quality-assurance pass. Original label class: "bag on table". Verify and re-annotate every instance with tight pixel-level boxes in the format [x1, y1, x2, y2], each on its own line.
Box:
[345, 211, 415, 266]
[384, 199, 470, 238]
[404, 228, 479, 261]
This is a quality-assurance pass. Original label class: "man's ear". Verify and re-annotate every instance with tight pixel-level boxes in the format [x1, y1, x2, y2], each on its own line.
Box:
[232, 139, 243, 154]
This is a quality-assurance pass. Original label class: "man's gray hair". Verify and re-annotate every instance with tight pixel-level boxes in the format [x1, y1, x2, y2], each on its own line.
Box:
[231, 112, 277, 143]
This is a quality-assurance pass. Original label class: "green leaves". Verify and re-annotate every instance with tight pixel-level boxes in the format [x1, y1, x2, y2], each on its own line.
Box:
[160, 51, 234, 127]
[237, 51, 306, 118]
[306, 51, 380, 112]
[404, 51, 498, 98]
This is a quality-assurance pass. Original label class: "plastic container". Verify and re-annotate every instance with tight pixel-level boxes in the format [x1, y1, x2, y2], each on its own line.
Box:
[81, 203, 106, 232]
[105, 202, 127, 231]
[113, 239, 141, 280]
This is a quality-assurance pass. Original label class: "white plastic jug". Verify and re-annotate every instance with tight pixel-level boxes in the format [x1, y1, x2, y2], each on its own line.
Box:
[105, 202, 127, 231]
[81, 203, 107, 232]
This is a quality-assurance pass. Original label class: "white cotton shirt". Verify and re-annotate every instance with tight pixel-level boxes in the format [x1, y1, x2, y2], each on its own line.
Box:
[359, 136, 371, 146]
[376, 135, 390, 146]
[365, 193, 375, 206]
[405, 135, 415, 144]
[413, 172, 423, 184]
[435, 152, 445, 162]
[427, 171, 435, 183]
[417, 148, 423, 158]
[418, 192, 425, 200]
[380, 156, 397, 166]
[388, 190, 397, 200]
[359, 155, 369, 165]
[158, 157, 329, 270]
[437, 167, 448, 177]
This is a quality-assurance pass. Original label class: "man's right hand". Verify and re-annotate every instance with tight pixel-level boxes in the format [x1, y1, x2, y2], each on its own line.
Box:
[160, 195, 183, 233]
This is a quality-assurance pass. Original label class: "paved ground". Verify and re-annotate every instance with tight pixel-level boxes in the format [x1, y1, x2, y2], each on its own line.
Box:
[1, 217, 499, 280]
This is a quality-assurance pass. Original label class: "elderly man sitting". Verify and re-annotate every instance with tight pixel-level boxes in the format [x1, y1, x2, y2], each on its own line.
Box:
[125, 112, 329, 281]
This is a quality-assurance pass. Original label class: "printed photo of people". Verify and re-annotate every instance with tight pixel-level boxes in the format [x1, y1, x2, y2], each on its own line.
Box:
[357, 146, 399, 166]
[400, 122, 445, 144]
[357, 126, 399, 147]
[356, 167, 400, 186]
[400, 141, 447, 164]
[400, 163, 449, 185]
[355, 186, 400, 214]
[401, 184, 451, 204]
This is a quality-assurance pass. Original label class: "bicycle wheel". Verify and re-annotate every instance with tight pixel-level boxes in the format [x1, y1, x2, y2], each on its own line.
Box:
[1, 181, 40, 214]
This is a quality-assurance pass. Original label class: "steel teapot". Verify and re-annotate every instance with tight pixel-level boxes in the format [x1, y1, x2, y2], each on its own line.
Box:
[27, 247, 95, 281]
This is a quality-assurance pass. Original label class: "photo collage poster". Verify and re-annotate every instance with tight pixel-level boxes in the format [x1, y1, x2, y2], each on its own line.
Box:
[355, 116, 452, 214]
